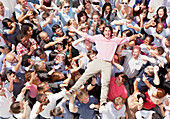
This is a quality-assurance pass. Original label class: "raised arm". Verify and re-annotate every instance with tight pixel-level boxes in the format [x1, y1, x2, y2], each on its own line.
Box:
[69, 93, 78, 113]
[72, 38, 85, 47]
[153, 66, 160, 85]
[142, 74, 153, 89]
[115, 0, 121, 11]
[134, 78, 140, 93]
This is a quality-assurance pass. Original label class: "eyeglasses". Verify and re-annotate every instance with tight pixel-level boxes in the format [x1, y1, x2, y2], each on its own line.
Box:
[92, 2, 99, 5]
[64, 6, 70, 8]
[122, 2, 128, 4]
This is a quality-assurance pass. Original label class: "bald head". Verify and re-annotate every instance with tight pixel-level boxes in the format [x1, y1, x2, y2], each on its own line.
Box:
[5, 53, 17, 63]
[39, 32, 50, 42]
[156, 23, 164, 34]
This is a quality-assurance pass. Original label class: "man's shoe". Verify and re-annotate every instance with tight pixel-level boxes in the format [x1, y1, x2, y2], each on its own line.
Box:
[99, 103, 107, 113]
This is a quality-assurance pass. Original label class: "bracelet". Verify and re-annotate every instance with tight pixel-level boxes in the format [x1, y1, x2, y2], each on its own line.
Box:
[91, 84, 95, 86]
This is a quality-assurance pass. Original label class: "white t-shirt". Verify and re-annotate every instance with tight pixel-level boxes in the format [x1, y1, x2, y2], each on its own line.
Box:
[135, 110, 155, 119]
[0, 88, 13, 118]
[0, 36, 7, 47]
[101, 102, 126, 119]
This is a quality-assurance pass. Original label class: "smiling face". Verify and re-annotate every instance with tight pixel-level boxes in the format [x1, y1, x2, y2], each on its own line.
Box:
[122, 0, 129, 8]
[0, 4, 4, 15]
[79, 94, 89, 104]
[132, 48, 141, 59]
[103, 27, 112, 39]
[20, 0, 28, 8]
[158, 8, 164, 18]
[27, 27, 33, 36]
[63, 3, 70, 13]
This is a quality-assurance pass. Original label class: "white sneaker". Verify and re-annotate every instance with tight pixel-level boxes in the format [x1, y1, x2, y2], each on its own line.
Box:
[99, 104, 107, 113]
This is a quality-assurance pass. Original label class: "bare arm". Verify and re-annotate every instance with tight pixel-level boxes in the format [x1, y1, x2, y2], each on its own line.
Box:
[72, 38, 85, 47]
[68, 26, 87, 37]
[115, 0, 121, 11]
[7, 23, 16, 34]
[153, 66, 160, 85]
[69, 93, 78, 113]
[14, 55, 22, 72]
[142, 74, 153, 88]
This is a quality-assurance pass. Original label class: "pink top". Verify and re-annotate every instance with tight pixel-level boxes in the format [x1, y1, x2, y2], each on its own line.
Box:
[108, 77, 128, 100]
[84, 34, 130, 61]
[25, 81, 41, 98]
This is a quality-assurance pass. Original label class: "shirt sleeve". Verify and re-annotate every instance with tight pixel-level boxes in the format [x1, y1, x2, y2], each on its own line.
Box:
[82, 34, 102, 43]
[30, 101, 40, 119]
[144, 27, 153, 35]
[116, 37, 130, 45]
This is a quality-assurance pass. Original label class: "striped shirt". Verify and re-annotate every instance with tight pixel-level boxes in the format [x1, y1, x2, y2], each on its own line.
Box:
[122, 50, 143, 78]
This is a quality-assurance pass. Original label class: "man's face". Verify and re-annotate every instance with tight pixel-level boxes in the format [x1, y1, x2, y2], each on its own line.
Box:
[0, 5, 4, 14]
[40, 94, 50, 105]
[156, 24, 164, 34]
[79, 95, 89, 104]
[84, 40, 92, 49]
[132, 48, 140, 59]
[55, 28, 63, 37]
[20, 37, 29, 47]
[126, 19, 132, 25]
[20, 0, 28, 7]
[103, 27, 111, 39]
[63, 3, 70, 13]
[7, 73, 18, 82]
[115, 75, 124, 86]
[6, 55, 17, 64]
[41, 33, 50, 42]
[144, 66, 154, 76]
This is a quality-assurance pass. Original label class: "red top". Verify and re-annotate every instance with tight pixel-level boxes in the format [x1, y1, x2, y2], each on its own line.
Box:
[143, 91, 156, 109]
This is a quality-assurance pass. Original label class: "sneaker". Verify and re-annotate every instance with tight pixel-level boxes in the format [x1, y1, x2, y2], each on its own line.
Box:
[99, 103, 107, 113]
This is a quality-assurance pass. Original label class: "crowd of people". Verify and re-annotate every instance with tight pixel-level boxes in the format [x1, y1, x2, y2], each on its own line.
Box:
[0, 0, 169, 119]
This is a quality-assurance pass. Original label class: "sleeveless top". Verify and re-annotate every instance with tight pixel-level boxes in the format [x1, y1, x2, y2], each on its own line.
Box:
[117, 7, 131, 19]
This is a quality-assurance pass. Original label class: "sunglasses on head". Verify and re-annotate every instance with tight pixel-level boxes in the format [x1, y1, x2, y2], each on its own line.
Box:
[92, 2, 99, 5]
[64, 6, 70, 8]
[122, 2, 128, 4]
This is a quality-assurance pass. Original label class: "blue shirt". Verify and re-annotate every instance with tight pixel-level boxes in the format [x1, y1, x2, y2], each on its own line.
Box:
[119, 19, 141, 34]
[14, 2, 39, 19]
[76, 95, 98, 119]
[40, 18, 60, 38]
[136, 71, 154, 92]
[58, 8, 76, 27]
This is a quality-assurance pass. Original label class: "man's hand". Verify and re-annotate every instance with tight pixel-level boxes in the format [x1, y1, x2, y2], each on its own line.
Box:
[36, 103, 45, 114]
[154, 65, 159, 73]
[17, 55, 22, 62]
[68, 26, 76, 33]
[89, 104, 95, 109]
[142, 74, 148, 82]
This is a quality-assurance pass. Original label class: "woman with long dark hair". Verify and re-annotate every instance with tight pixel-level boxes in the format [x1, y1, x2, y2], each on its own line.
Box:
[101, 2, 116, 22]
[2, 18, 20, 46]
[153, 6, 168, 28]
